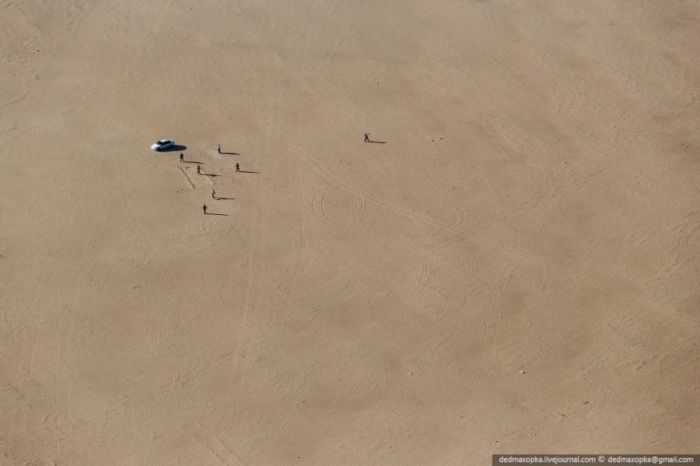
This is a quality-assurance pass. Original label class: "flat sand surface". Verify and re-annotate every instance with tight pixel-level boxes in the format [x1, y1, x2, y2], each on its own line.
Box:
[1, 0, 699, 464]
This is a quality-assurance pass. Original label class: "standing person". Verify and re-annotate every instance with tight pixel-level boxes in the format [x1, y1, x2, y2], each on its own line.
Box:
[217, 144, 221, 154]
[211, 189, 217, 200]
[203, 204, 207, 214]
[235, 163, 240, 173]
[180, 153, 184, 162]
[197, 164, 202, 175]
[364, 133, 370, 143]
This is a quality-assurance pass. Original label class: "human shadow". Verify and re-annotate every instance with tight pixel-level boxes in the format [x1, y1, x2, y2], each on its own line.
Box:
[217, 145, 239, 155]
[212, 190, 234, 200]
[238, 170, 259, 174]
[198, 168, 220, 177]
[181, 156, 203, 164]
[204, 212, 229, 216]
[160, 144, 188, 152]
[367, 140, 386, 144]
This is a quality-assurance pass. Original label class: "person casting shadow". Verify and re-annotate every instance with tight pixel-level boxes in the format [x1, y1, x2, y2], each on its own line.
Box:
[218, 144, 239, 155]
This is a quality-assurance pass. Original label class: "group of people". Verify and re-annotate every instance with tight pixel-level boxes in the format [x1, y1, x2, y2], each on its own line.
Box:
[183, 134, 380, 216]
[178, 145, 242, 216]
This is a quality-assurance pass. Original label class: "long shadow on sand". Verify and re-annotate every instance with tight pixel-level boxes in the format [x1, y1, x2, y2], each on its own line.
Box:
[212, 190, 234, 200]
[204, 212, 228, 216]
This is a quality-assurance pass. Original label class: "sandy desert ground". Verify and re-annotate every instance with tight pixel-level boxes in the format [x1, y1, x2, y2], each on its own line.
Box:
[1, 0, 699, 464]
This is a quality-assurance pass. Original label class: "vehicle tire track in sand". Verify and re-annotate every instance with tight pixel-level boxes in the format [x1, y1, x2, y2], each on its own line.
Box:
[352, 194, 367, 233]
[445, 204, 468, 231]
[224, 181, 263, 406]
[484, 268, 516, 328]
[285, 0, 324, 261]
[184, 421, 247, 465]
[412, 254, 432, 290]
[309, 188, 327, 222]
[227, 55, 276, 393]
[123, 192, 175, 292]
[0, 85, 30, 108]
[296, 144, 449, 232]
[309, 185, 366, 234]
[671, 212, 699, 259]
[0, 66, 32, 108]
[235, 178, 264, 349]
[273, 1, 321, 285]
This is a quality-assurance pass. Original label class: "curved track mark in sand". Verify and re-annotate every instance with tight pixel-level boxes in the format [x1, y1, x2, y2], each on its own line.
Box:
[296, 144, 450, 232]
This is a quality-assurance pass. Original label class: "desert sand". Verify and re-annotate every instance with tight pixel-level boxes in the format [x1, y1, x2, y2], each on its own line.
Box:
[1, 0, 698, 464]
